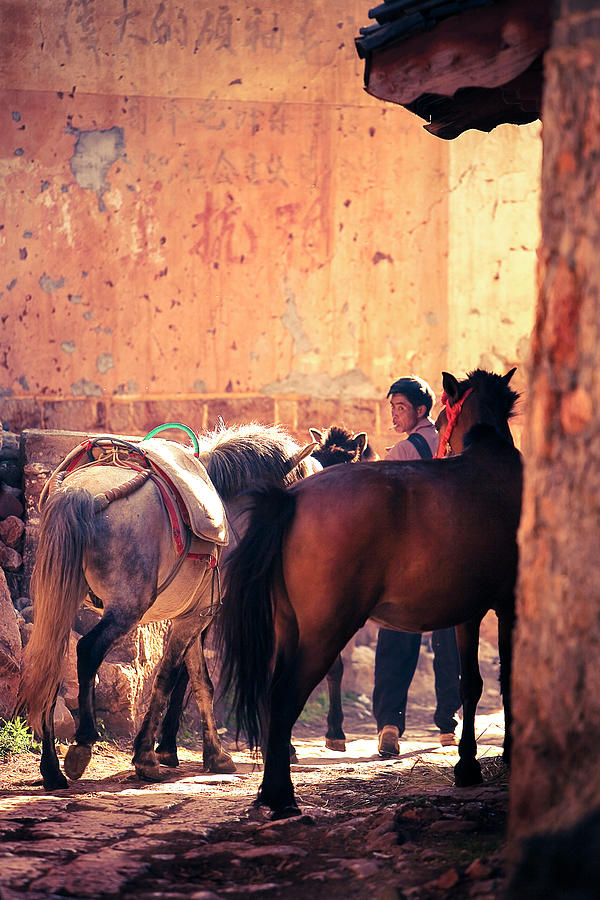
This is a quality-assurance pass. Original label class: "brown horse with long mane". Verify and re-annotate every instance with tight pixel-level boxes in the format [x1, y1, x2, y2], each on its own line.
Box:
[218, 369, 522, 818]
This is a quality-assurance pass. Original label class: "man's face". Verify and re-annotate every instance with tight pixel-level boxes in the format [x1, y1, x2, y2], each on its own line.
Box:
[389, 394, 423, 433]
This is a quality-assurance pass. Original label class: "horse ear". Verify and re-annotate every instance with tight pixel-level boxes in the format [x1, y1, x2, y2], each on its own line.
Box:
[287, 442, 319, 474]
[309, 427, 323, 443]
[441, 372, 461, 403]
[352, 432, 368, 457]
[503, 367, 517, 384]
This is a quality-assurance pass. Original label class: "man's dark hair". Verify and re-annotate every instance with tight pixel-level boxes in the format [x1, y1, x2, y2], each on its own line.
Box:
[387, 376, 435, 415]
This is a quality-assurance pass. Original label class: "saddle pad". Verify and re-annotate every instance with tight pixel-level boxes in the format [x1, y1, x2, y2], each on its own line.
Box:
[141, 438, 228, 546]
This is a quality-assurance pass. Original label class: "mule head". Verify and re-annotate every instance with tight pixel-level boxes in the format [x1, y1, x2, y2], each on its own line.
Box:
[437, 368, 518, 456]
[309, 425, 372, 467]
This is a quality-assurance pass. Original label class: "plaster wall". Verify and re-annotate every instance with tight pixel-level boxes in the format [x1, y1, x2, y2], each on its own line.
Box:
[1, 1, 540, 453]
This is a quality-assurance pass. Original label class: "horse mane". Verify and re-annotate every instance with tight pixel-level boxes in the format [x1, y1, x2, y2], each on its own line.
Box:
[196, 422, 312, 502]
[462, 369, 519, 419]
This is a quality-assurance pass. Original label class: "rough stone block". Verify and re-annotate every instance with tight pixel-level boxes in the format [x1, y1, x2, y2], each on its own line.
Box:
[0, 398, 42, 433]
[0, 516, 24, 547]
[107, 399, 134, 435]
[204, 395, 277, 428]
[273, 398, 298, 432]
[42, 400, 107, 432]
[0, 488, 23, 519]
[296, 397, 344, 431]
[0, 543, 22, 571]
[128, 399, 207, 436]
[0, 569, 22, 718]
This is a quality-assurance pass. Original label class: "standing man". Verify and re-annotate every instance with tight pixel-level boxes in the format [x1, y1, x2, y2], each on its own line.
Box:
[373, 375, 462, 758]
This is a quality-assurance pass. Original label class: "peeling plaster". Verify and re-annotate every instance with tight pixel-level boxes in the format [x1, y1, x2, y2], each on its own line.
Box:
[39, 273, 65, 293]
[68, 125, 125, 212]
[97, 353, 114, 374]
[262, 367, 377, 399]
[71, 378, 102, 397]
[115, 380, 138, 394]
[281, 288, 312, 354]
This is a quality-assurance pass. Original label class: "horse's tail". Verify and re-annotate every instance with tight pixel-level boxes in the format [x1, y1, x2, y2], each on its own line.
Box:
[217, 484, 297, 751]
[18, 487, 97, 734]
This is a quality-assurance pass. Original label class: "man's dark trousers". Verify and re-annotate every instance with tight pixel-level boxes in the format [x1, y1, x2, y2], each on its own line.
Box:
[372, 627, 461, 735]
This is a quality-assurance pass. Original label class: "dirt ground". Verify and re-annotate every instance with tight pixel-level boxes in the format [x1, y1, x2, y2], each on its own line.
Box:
[0, 644, 509, 900]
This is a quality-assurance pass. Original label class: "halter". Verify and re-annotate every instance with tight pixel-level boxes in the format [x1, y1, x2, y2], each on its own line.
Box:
[434, 387, 474, 458]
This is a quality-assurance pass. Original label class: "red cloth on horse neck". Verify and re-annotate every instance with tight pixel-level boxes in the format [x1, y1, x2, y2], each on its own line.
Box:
[435, 388, 473, 458]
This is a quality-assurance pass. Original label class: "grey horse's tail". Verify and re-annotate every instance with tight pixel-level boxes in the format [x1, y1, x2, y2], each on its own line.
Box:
[18, 488, 97, 734]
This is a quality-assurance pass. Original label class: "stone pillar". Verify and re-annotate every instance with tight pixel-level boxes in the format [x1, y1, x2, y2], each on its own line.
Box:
[510, 2, 600, 845]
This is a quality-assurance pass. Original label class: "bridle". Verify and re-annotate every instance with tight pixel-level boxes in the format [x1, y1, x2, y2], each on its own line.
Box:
[434, 387, 474, 458]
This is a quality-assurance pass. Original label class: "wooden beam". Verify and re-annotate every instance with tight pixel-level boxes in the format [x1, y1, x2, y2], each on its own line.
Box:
[362, 0, 551, 138]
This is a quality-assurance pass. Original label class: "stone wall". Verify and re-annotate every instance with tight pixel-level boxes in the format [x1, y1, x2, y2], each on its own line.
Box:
[509, 1, 600, 851]
[1, 0, 540, 441]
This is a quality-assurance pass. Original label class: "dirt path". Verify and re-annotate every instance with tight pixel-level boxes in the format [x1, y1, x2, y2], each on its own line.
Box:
[0, 679, 509, 900]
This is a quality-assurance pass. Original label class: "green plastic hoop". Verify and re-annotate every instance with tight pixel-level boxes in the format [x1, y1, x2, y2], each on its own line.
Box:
[142, 422, 200, 457]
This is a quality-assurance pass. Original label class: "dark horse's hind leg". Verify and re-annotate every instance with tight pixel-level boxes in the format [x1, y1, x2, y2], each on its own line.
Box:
[258, 668, 302, 818]
[133, 618, 197, 781]
[64, 611, 137, 781]
[155, 663, 189, 768]
[453, 619, 484, 787]
[155, 630, 235, 774]
[258, 646, 338, 819]
[133, 617, 234, 779]
[497, 599, 515, 767]
[186, 634, 236, 773]
[289, 652, 346, 762]
[325, 653, 346, 751]
[40, 693, 68, 791]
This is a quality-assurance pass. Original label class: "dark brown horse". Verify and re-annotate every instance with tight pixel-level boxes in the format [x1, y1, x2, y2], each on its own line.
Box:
[157, 424, 373, 763]
[218, 369, 522, 818]
[309, 425, 376, 752]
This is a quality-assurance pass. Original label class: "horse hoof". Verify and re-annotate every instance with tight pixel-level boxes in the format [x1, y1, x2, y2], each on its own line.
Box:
[63, 744, 93, 780]
[205, 752, 236, 774]
[135, 765, 163, 782]
[325, 738, 346, 752]
[271, 804, 301, 821]
[454, 758, 483, 787]
[43, 772, 69, 791]
[156, 750, 180, 768]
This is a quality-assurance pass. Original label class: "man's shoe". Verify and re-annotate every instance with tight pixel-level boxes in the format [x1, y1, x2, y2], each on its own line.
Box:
[439, 732, 457, 747]
[378, 725, 400, 758]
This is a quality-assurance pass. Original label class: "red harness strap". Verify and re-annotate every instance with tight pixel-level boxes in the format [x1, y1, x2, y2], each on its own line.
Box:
[434, 388, 473, 458]
[187, 551, 217, 566]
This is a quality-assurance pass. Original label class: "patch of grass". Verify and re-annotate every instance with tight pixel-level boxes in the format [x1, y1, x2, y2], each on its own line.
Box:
[298, 690, 328, 724]
[436, 831, 505, 869]
[0, 717, 35, 759]
[343, 690, 360, 702]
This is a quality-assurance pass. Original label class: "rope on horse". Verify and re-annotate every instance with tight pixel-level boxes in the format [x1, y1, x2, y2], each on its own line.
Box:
[92, 470, 151, 512]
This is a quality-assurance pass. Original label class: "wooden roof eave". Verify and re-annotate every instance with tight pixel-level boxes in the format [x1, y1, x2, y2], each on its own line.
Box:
[356, 0, 552, 139]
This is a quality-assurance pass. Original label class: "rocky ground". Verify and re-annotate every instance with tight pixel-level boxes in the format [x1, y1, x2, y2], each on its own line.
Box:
[0, 642, 511, 900]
